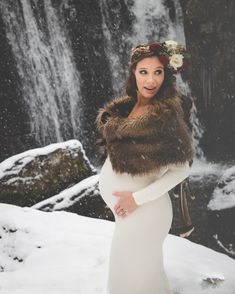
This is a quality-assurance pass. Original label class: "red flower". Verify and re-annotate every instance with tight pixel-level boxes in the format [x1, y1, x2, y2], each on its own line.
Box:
[149, 42, 162, 52]
[158, 55, 169, 66]
[179, 47, 186, 53]
[182, 58, 189, 67]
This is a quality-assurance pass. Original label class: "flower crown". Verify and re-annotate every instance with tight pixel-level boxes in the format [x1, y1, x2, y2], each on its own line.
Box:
[131, 40, 190, 74]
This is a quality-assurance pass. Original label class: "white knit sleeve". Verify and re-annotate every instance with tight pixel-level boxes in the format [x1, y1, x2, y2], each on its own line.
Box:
[132, 161, 190, 205]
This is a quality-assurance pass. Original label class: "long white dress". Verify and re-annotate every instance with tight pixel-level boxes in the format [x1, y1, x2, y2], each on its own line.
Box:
[98, 155, 190, 294]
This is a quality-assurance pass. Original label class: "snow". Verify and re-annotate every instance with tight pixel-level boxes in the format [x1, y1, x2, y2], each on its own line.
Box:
[0, 140, 92, 180]
[189, 159, 235, 210]
[0, 204, 111, 294]
[32, 174, 99, 211]
[0, 204, 234, 294]
[208, 166, 235, 211]
[190, 158, 226, 180]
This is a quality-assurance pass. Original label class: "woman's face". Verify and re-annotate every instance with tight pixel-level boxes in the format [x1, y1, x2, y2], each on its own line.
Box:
[134, 56, 165, 101]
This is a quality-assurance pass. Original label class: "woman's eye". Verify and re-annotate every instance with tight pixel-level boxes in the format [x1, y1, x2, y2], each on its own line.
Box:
[139, 70, 147, 74]
[155, 70, 163, 75]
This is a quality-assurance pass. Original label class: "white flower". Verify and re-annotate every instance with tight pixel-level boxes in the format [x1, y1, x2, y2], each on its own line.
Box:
[169, 54, 183, 70]
[165, 40, 178, 49]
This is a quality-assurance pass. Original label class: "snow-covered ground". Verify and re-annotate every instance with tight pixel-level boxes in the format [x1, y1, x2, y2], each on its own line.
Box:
[0, 204, 234, 294]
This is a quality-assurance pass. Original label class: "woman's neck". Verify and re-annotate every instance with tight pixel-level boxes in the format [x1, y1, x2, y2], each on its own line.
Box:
[136, 93, 154, 107]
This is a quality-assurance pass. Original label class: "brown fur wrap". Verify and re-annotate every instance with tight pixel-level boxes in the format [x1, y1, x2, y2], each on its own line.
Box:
[96, 95, 194, 176]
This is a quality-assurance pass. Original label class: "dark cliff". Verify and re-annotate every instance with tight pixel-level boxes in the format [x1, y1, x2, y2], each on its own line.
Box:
[180, 0, 235, 160]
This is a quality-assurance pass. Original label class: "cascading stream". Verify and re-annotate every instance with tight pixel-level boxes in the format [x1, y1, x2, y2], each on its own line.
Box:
[129, 0, 185, 43]
[0, 0, 82, 145]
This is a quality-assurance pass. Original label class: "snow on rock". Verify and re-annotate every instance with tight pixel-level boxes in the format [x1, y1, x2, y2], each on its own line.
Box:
[208, 165, 235, 210]
[0, 140, 89, 179]
[0, 140, 96, 207]
[0, 204, 234, 294]
[32, 174, 113, 221]
[189, 158, 226, 182]
[32, 174, 100, 211]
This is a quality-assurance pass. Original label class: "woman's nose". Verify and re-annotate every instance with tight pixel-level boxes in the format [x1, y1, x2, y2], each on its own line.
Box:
[146, 74, 155, 84]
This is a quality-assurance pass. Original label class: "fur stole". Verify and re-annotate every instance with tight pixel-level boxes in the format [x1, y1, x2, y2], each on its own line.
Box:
[96, 95, 194, 176]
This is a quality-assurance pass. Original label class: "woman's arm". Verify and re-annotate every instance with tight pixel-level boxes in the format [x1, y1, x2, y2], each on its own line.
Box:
[132, 161, 190, 205]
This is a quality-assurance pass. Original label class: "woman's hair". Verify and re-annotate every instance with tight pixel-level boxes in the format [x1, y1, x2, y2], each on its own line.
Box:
[125, 50, 178, 101]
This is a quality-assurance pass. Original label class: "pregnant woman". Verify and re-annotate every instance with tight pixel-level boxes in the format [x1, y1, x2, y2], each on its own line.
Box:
[95, 40, 194, 294]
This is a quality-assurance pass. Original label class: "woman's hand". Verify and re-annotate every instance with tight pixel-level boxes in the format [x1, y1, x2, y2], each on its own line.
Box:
[112, 191, 139, 218]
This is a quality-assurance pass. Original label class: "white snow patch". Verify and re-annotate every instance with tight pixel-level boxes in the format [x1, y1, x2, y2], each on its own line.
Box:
[208, 166, 235, 210]
[0, 204, 234, 294]
[189, 158, 227, 179]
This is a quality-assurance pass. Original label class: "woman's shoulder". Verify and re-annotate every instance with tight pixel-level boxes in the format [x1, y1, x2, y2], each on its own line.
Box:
[98, 95, 134, 117]
[102, 95, 132, 109]
[149, 95, 183, 118]
[97, 95, 130, 115]
[95, 95, 133, 131]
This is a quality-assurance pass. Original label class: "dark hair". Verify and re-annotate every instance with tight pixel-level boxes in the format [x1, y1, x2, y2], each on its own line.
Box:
[125, 51, 178, 101]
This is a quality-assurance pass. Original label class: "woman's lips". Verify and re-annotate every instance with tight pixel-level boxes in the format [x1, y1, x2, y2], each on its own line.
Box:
[144, 87, 156, 91]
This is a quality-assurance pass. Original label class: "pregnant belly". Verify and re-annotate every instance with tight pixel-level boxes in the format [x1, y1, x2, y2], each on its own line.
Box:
[98, 156, 157, 211]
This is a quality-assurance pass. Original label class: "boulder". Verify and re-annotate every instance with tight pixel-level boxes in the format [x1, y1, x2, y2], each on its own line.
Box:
[0, 140, 96, 206]
[32, 174, 114, 222]
[180, 0, 235, 159]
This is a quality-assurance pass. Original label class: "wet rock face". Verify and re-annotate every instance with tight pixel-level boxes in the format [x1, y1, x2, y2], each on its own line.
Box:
[0, 143, 96, 207]
[180, 0, 235, 160]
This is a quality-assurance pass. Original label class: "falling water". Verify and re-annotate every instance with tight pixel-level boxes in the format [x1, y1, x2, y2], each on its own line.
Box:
[99, 0, 131, 94]
[129, 0, 185, 43]
[0, 0, 82, 145]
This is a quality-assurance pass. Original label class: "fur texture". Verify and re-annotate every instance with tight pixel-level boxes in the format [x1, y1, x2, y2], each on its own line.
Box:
[96, 95, 194, 175]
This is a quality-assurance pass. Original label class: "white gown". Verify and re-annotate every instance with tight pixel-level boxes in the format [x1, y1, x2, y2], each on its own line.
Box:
[98, 155, 190, 294]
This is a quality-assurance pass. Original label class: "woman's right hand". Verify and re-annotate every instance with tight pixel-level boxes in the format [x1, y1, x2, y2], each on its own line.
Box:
[112, 191, 139, 218]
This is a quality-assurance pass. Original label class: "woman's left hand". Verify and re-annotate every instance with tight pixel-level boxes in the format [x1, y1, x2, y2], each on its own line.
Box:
[112, 191, 139, 218]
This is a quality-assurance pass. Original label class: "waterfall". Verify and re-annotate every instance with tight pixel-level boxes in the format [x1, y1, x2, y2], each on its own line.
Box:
[129, 0, 185, 43]
[0, 0, 82, 145]
[99, 0, 132, 95]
